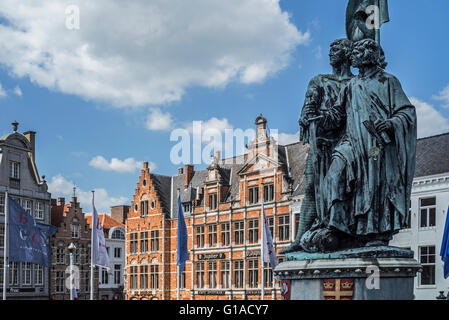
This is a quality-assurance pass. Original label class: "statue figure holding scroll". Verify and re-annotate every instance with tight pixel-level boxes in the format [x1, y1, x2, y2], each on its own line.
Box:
[299, 39, 417, 252]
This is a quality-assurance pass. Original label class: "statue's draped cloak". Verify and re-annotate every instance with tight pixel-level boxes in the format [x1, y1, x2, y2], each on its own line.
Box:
[298, 75, 349, 238]
[321, 69, 416, 237]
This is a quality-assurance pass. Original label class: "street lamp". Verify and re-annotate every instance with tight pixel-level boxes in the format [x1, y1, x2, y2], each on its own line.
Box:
[68, 243, 76, 301]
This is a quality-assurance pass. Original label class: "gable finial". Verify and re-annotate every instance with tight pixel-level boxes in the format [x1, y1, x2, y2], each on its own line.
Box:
[12, 120, 19, 133]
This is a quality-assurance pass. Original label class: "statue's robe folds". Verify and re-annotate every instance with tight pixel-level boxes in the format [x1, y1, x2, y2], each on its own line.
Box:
[296, 75, 349, 241]
[321, 69, 416, 239]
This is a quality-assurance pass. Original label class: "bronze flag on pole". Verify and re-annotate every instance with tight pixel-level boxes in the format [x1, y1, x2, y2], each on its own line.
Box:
[346, 0, 389, 42]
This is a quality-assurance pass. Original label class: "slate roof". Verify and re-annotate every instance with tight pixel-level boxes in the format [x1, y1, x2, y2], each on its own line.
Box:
[414, 132, 449, 178]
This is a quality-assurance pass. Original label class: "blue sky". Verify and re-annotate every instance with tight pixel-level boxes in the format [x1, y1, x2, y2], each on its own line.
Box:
[0, 0, 448, 212]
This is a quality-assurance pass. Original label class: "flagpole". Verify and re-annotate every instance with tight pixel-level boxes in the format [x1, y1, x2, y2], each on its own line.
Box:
[261, 202, 265, 301]
[177, 189, 180, 301]
[375, 0, 381, 45]
[90, 190, 95, 300]
[2, 190, 9, 300]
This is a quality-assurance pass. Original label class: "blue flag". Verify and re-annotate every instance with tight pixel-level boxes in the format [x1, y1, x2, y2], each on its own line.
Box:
[176, 195, 189, 274]
[8, 197, 57, 267]
[441, 206, 449, 279]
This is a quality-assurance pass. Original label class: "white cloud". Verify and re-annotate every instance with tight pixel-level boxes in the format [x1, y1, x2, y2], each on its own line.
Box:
[411, 97, 449, 138]
[0, 83, 7, 98]
[89, 156, 156, 173]
[47, 174, 128, 213]
[0, 0, 310, 107]
[433, 85, 449, 108]
[276, 131, 300, 145]
[13, 86, 22, 97]
[146, 108, 173, 131]
[185, 117, 234, 142]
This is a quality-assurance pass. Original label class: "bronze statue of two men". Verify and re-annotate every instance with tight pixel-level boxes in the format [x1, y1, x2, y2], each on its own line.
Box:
[283, 37, 417, 254]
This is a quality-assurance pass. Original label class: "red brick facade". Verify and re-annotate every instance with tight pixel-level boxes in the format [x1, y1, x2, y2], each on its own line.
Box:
[125, 115, 304, 300]
[50, 197, 99, 300]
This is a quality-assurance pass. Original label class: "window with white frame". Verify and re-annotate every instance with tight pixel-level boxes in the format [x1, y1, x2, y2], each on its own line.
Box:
[56, 246, 65, 264]
[196, 262, 204, 289]
[208, 261, 217, 289]
[234, 260, 244, 288]
[34, 264, 43, 286]
[101, 268, 109, 284]
[55, 271, 65, 293]
[22, 262, 32, 285]
[114, 264, 121, 285]
[419, 246, 436, 286]
[248, 186, 259, 205]
[129, 266, 138, 290]
[150, 264, 159, 290]
[114, 247, 121, 258]
[9, 161, 20, 179]
[221, 223, 230, 246]
[248, 259, 259, 288]
[208, 193, 217, 210]
[71, 219, 80, 238]
[24, 199, 33, 215]
[263, 262, 273, 287]
[151, 230, 159, 252]
[130, 233, 138, 254]
[9, 262, 19, 286]
[221, 261, 230, 289]
[111, 229, 125, 240]
[263, 184, 274, 202]
[0, 195, 4, 214]
[234, 221, 244, 245]
[208, 224, 217, 247]
[140, 264, 148, 289]
[420, 197, 436, 228]
[278, 215, 290, 241]
[140, 231, 148, 253]
[248, 219, 259, 243]
[183, 203, 191, 214]
[35, 202, 44, 220]
[196, 226, 205, 248]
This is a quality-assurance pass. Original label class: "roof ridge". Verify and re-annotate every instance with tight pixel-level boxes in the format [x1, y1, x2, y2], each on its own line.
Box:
[417, 131, 449, 141]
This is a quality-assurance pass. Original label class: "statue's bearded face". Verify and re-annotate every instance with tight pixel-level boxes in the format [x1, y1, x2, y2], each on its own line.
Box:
[351, 43, 377, 68]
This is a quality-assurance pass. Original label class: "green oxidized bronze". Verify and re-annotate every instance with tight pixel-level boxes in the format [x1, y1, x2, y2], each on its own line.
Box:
[282, 0, 417, 255]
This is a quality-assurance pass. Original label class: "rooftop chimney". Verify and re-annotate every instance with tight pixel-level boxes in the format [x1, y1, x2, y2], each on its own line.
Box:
[57, 197, 65, 206]
[185, 165, 194, 189]
[111, 205, 130, 224]
[24, 131, 36, 163]
[178, 167, 184, 175]
[143, 162, 149, 170]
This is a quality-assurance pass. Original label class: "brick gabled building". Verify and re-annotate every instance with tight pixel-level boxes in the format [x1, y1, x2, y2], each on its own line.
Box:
[125, 115, 308, 300]
[50, 197, 99, 300]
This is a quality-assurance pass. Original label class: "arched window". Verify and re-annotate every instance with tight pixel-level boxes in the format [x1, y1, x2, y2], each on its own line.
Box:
[111, 228, 125, 240]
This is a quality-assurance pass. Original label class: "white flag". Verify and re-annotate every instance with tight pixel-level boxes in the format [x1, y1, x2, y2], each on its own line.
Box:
[262, 205, 279, 280]
[92, 199, 110, 269]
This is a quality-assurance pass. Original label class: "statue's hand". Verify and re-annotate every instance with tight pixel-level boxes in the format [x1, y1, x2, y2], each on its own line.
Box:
[374, 119, 393, 135]
[300, 105, 317, 128]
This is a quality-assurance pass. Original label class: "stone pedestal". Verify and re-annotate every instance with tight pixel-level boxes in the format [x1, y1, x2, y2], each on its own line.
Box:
[274, 246, 422, 300]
